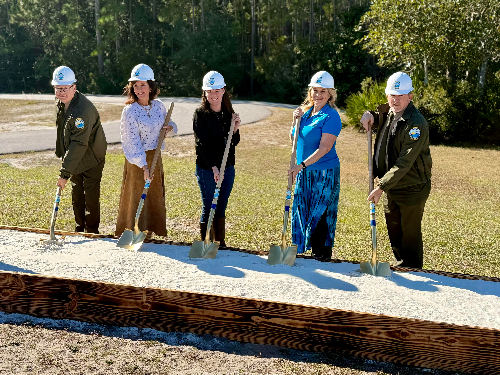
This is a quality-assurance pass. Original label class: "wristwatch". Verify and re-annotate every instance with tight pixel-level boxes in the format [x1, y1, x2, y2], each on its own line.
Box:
[301, 161, 307, 169]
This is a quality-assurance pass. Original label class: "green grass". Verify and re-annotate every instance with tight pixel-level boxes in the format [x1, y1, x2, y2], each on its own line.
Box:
[0, 99, 123, 128]
[0, 108, 499, 277]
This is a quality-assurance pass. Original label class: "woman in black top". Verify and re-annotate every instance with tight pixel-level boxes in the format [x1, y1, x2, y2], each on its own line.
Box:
[193, 71, 241, 248]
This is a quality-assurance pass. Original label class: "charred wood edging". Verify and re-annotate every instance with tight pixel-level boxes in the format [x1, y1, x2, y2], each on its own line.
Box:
[0, 271, 498, 374]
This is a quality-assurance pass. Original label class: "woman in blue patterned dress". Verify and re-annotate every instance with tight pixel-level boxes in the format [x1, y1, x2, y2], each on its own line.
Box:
[289, 71, 342, 261]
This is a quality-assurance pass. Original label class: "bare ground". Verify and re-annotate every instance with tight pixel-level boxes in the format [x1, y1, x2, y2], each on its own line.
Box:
[0, 320, 460, 375]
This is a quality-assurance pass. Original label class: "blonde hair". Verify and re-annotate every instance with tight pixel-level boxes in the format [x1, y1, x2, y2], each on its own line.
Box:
[300, 87, 337, 112]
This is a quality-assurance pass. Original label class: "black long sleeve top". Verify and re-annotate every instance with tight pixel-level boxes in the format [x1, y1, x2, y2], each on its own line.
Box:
[193, 107, 240, 170]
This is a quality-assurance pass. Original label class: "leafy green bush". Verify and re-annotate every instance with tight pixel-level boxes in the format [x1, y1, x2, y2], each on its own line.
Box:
[415, 73, 500, 145]
[345, 77, 386, 128]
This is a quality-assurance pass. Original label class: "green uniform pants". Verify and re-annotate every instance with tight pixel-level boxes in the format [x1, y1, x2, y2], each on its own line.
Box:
[383, 184, 430, 268]
[70, 159, 105, 234]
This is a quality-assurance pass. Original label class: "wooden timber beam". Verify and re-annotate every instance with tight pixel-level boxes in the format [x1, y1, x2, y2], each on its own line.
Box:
[0, 271, 498, 374]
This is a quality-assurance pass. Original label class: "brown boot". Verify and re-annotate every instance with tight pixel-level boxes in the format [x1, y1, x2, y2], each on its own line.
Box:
[214, 217, 227, 249]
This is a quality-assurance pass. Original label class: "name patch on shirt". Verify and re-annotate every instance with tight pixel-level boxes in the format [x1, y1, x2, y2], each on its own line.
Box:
[75, 118, 85, 129]
[409, 127, 420, 140]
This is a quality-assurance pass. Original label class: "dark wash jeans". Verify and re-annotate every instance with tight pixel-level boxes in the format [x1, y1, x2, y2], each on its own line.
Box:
[195, 164, 235, 223]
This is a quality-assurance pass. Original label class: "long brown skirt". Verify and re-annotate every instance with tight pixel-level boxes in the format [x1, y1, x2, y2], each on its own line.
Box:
[115, 150, 167, 237]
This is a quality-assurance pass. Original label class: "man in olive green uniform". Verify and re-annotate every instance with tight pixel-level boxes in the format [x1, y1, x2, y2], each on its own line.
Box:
[360, 72, 432, 268]
[51, 66, 107, 233]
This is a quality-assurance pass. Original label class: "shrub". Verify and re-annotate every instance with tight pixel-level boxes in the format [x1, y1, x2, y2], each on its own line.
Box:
[345, 77, 386, 128]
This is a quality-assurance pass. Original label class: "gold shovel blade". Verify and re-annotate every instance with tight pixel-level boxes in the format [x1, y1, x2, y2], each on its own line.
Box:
[117, 229, 146, 251]
[39, 236, 64, 247]
[267, 244, 297, 266]
[360, 260, 391, 277]
[189, 240, 219, 259]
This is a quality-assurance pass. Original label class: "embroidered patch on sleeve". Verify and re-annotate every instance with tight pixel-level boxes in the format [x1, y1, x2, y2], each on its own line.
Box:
[409, 127, 421, 140]
[75, 118, 85, 129]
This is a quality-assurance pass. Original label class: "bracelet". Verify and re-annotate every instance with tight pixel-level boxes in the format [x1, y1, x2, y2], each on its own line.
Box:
[301, 161, 307, 169]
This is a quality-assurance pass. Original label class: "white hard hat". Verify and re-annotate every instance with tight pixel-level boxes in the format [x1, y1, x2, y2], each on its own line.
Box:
[202, 71, 226, 90]
[128, 63, 155, 82]
[308, 71, 334, 89]
[51, 66, 77, 86]
[385, 72, 413, 95]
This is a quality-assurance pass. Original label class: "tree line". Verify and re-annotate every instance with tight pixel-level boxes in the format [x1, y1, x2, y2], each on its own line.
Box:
[0, 0, 498, 144]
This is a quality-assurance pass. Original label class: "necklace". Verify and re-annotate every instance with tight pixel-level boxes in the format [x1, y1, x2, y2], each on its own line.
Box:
[139, 102, 152, 117]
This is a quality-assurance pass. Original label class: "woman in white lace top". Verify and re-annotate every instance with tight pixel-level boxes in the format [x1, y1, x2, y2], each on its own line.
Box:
[115, 64, 177, 239]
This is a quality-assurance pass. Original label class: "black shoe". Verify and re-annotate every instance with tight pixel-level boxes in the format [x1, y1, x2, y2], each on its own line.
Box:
[312, 253, 331, 262]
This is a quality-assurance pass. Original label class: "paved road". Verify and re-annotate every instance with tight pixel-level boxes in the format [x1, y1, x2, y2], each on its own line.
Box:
[0, 94, 293, 154]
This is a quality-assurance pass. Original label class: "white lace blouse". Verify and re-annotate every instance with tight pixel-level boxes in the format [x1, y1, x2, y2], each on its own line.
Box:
[120, 99, 177, 168]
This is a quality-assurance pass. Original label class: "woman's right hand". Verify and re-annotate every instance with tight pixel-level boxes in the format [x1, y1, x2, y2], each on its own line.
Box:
[212, 166, 220, 182]
[143, 166, 151, 182]
[293, 107, 303, 120]
[290, 107, 303, 141]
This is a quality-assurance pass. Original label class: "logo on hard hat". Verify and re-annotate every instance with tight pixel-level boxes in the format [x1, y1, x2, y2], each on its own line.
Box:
[57, 72, 64, 81]
[394, 81, 400, 90]
[409, 127, 420, 140]
[316, 77, 323, 84]
[209, 77, 215, 85]
[134, 69, 140, 77]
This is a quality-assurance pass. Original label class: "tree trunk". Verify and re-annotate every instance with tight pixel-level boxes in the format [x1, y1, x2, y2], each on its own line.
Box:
[200, 0, 205, 31]
[332, 0, 336, 33]
[191, 0, 195, 31]
[478, 57, 488, 95]
[309, 0, 314, 44]
[151, 0, 156, 57]
[423, 57, 428, 85]
[95, 0, 104, 75]
[250, 0, 256, 96]
[128, 0, 133, 42]
[267, 0, 271, 49]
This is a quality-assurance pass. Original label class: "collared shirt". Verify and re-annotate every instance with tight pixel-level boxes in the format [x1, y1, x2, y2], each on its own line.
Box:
[292, 104, 342, 170]
[120, 99, 177, 168]
[374, 109, 403, 171]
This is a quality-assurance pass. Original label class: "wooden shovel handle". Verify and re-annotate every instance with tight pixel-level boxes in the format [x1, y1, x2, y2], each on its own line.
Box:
[149, 102, 175, 181]
[280, 116, 302, 245]
[367, 129, 377, 266]
[216, 116, 237, 189]
[368, 129, 374, 192]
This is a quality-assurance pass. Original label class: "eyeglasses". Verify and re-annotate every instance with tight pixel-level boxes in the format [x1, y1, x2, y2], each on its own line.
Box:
[54, 85, 74, 93]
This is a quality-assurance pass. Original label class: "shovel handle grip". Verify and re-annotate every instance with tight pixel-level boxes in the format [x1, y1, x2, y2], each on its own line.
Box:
[49, 186, 62, 236]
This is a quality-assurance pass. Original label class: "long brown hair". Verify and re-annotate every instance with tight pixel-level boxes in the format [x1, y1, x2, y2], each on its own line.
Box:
[123, 80, 159, 104]
[300, 87, 337, 112]
[200, 89, 234, 114]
